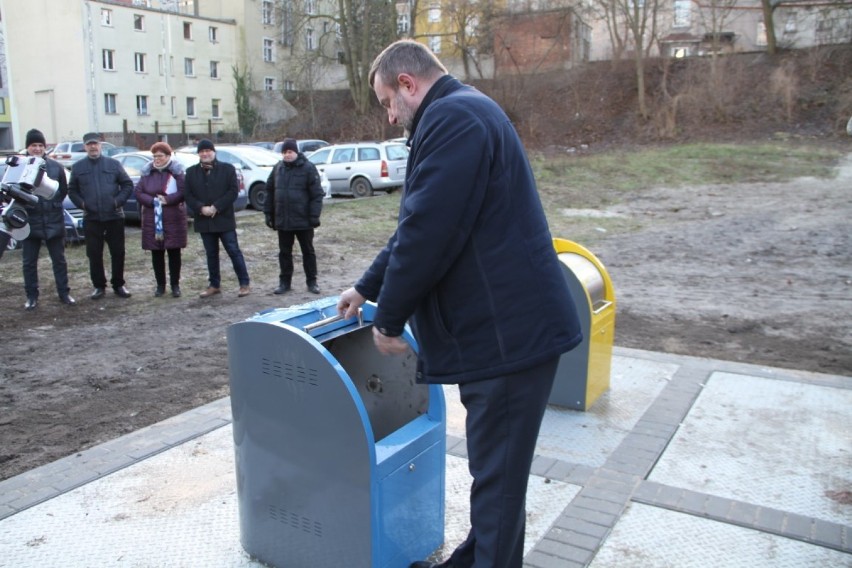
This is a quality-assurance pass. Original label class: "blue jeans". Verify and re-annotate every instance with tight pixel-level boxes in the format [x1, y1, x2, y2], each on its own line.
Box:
[200, 230, 249, 288]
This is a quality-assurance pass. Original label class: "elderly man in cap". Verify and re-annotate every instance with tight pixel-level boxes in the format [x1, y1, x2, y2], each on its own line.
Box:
[68, 132, 134, 299]
[184, 139, 251, 298]
[20, 128, 75, 310]
[263, 138, 324, 295]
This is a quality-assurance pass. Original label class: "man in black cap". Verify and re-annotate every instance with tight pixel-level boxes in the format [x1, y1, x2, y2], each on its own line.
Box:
[20, 128, 75, 309]
[264, 138, 324, 295]
[184, 139, 251, 298]
[68, 132, 134, 299]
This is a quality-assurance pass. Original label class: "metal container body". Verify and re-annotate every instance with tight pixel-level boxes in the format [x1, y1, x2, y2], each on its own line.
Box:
[550, 240, 616, 410]
[227, 298, 445, 568]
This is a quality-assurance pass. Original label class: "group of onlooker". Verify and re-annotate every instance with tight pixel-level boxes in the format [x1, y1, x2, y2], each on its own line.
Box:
[18, 132, 324, 310]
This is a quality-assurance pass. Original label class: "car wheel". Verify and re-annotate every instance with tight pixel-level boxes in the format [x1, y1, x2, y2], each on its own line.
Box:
[250, 183, 267, 210]
[350, 177, 373, 198]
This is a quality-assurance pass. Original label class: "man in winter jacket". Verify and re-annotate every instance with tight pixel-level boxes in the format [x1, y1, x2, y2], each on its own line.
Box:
[337, 40, 582, 568]
[183, 139, 251, 298]
[263, 138, 324, 294]
[20, 129, 75, 309]
[68, 132, 134, 300]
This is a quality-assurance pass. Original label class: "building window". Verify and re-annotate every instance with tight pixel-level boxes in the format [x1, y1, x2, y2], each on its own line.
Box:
[284, 80, 294, 91]
[183, 22, 192, 40]
[306, 0, 317, 15]
[429, 35, 441, 54]
[101, 9, 112, 26]
[170, 96, 177, 117]
[784, 12, 797, 33]
[104, 93, 117, 114]
[306, 28, 315, 51]
[673, 0, 690, 27]
[263, 38, 275, 62]
[212, 99, 221, 119]
[158, 54, 165, 75]
[134, 14, 145, 31]
[756, 21, 767, 46]
[0, 99, 5, 114]
[186, 97, 196, 117]
[169, 56, 175, 76]
[398, 13, 410, 35]
[184, 58, 195, 77]
[136, 95, 149, 115]
[264, 77, 276, 91]
[428, 3, 441, 22]
[209, 26, 218, 43]
[102, 49, 115, 71]
[210, 61, 219, 79]
[135, 52, 147, 73]
[262, 0, 273, 25]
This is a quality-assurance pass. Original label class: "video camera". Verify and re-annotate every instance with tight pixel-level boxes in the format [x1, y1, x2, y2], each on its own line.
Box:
[0, 154, 60, 258]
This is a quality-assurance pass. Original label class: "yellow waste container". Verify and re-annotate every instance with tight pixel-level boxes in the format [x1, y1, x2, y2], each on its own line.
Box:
[550, 238, 616, 410]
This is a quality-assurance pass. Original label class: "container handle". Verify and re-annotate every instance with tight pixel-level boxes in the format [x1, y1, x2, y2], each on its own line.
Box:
[303, 308, 363, 332]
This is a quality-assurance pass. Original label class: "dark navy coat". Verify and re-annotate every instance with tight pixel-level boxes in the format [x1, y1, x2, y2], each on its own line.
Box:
[134, 160, 188, 250]
[264, 154, 324, 230]
[68, 155, 134, 221]
[184, 159, 239, 234]
[355, 76, 582, 384]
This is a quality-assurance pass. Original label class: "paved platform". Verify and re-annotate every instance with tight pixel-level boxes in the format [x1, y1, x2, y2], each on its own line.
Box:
[0, 347, 849, 567]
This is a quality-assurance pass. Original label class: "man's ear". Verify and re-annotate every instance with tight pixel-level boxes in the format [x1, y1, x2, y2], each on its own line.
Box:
[397, 73, 416, 95]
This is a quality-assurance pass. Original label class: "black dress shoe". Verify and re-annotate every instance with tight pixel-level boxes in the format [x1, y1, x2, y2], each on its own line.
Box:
[171, 286, 181, 298]
[114, 286, 132, 298]
[154, 287, 165, 297]
[60, 295, 76, 306]
[307, 283, 320, 294]
[91, 288, 105, 300]
[25, 297, 38, 310]
[273, 284, 291, 295]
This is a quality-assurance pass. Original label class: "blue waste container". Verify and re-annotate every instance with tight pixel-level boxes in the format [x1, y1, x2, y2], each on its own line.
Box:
[227, 297, 446, 568]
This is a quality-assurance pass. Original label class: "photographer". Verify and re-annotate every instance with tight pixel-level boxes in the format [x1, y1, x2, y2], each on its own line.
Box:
[68, 132, 134, 300]
[20, 129, 75, 310]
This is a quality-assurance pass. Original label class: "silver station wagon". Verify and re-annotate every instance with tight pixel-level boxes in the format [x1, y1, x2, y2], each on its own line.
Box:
[307, 141, 408, 197]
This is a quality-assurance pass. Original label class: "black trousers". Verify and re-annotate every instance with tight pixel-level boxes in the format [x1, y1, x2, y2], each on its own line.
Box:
[84, 218, 126, 289]
[22, 235, 70, 298]
[277, 229, 317, 286]
[448, 357, 559, 568]
[151, 248, 182, 288]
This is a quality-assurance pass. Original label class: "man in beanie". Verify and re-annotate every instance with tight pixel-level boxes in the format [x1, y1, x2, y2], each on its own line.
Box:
[263, 138, 324, 294]
[184, 139, 251, 298]
[67, 132, 134, 300]
[20, 128, 75, 310]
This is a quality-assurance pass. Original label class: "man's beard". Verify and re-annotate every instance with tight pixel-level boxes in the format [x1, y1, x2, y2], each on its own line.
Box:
[395, 90, 416, 133]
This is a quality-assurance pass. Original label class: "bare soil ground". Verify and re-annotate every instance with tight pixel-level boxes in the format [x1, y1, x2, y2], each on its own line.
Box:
[1, 152, 850, 481]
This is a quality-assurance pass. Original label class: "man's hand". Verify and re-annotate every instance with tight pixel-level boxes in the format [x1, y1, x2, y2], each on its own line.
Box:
[265, 214, 274, 228]
[337, 287, 366, 319]
[372, 328, 409, 355]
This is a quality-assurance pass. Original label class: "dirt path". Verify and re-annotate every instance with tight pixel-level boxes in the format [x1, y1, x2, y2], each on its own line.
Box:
[1, 155, 850, 481]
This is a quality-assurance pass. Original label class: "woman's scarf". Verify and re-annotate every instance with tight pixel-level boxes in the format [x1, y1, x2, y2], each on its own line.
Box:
[154, 199, 164, 241]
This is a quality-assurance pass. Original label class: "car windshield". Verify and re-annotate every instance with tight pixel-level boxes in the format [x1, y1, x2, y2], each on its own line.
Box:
[385, 144, 409, 160]
[230, 147, 279, 167]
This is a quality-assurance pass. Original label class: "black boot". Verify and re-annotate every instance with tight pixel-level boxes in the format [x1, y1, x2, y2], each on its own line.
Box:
[274, 283, 291, 295]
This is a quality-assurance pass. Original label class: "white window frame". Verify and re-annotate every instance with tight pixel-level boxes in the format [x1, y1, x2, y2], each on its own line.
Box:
[284, 79, 295, 91]
[170, 96, 177, 117]
[183, 21, 193, 40]
[673, 0, 690, 27]
[209, 26, 218, 43]
[104, 93, 117, 114]
[135, 52, 147, 73]
[184, 57, 195, 77]
[101, 8, 112, 26]
[210, 60, 219, 79]
[133, 14, 145, 31]
[212, 99, 221, 119]
[398, 13, 410, 35]
[429, 35, 441, 53]
[136, 95, 149, 115]
[428, 3, 441, 22]
[306, 28, 316, 51]
[262, 0, 274, 25]
[186, 97, 197, 118]
[264, 77, 276, 91]
[102, 49, 115, 71]
[306, 0, 317, 15]
[263, 37, 275, 62]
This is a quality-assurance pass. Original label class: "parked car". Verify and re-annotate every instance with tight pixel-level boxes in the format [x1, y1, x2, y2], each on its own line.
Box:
[110, 150, 249, 216]
[49, 141, 118, 167]
[307, 141, 409, 197]
[250, 141, 276, 151]
[272, 139, 330, 155]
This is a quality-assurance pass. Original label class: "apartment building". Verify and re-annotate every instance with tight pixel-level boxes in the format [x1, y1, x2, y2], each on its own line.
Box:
[0, 0, 238, 147]
[0, 6, 10, 149]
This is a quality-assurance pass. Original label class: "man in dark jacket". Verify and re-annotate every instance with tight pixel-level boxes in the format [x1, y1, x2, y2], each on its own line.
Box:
[68, 132, 134, 300]
[20, 129, 75, 309]
[263, 138, 324, 295]
[184, 139, 251, 298]
[337, 40, 582, 568]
